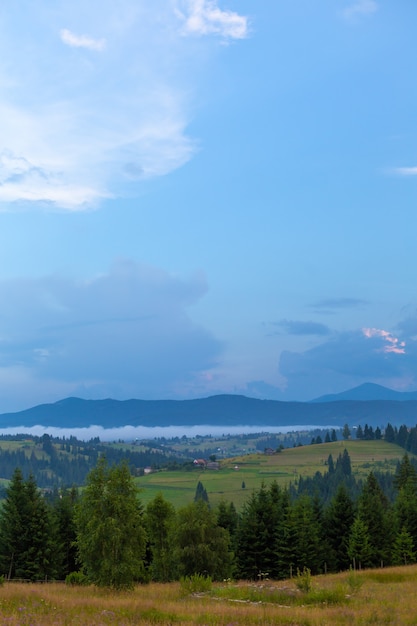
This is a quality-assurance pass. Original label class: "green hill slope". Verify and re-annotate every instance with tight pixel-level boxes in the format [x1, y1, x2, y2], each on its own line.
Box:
[135, 439, 407, 509]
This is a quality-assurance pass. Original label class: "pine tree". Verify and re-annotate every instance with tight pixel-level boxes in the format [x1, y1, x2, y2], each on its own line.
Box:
[286, 496, 323, 574]
[324, 483, 355, 571]
[216, 500, 239, 556]
[397, 425, 409, 449]
[53, 487, 79, 579]
[0, 468, 27, 579]
[336, 449, 352, 477]
[394, 480, 417, 549]
[327, 454, 335, 474]
[392, 527, 416, 565]
[145, 493, 177, 582]
[348, 516, 372, 570]
[194, 480, 209, 503]
[0, 470, 57, 581]
[394, 454, 417, 492]
[358, 472, 392, 567]
[237, 482, 286, 579]
[21, 474, 57, 581]
[384, 423, 396, 443]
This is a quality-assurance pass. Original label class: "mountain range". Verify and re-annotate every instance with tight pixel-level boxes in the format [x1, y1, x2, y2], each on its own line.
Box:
[312, 382, 417, 403]
[0, 383, 416, 430]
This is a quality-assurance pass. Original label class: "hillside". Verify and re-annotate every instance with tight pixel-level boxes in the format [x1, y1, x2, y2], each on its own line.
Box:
[135, 439, 408, 509]
[1, 393, 417, 429]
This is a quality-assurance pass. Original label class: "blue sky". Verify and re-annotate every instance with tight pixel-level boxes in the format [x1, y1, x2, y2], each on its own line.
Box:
[0, 0, 416, 412]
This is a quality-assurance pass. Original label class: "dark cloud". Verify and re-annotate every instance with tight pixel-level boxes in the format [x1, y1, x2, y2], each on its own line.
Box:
[311, 298, 368, 311]
[278, 328, 417, 401]
[0, 260, 223, 406]
[274, 319, 331, 336]
[243, 380, 286, 400]
[397, 313, 417, 337]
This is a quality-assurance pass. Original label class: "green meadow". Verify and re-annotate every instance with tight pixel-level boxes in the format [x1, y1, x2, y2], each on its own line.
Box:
[135, 439, 407, 508]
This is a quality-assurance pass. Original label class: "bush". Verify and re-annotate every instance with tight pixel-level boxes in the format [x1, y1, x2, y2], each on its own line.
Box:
[179, 573, 212, 595]
[347, 566, 363, 593]
[296, 567, 312, 593]
[65, 571, 89, 586]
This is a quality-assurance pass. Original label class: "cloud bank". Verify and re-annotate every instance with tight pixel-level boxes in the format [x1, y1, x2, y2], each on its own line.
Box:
[0, 261, 223, 411]
[278, 322, 417, 401]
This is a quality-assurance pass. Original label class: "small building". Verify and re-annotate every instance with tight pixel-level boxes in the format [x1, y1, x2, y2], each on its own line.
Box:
[193, 458, 207, 468]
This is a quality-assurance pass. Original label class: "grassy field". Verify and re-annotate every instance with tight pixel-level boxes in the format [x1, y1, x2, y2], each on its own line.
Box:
[135, 439, 408, 509]
[1, 565, 417, 624]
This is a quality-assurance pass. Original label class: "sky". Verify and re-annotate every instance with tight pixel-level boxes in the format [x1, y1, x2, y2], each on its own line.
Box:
[0, 0, 417, 412]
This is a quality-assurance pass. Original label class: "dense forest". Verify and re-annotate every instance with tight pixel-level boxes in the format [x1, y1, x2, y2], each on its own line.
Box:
[1, 435, 417, 587]
[1, 422, 417, 587]
[0, 433, 189, 492]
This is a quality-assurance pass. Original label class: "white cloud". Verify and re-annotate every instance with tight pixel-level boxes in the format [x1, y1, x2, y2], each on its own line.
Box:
[362, 327, 406, 354]
[343, 0, 378, 20]
[0, 1, 245, 211]
[60, 28, 106, 51]
[392, 166, 417, 177]
[178, 0, 249, 39]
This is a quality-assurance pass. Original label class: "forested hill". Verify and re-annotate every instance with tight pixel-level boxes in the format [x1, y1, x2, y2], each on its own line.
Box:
[0, 394, 417, 428]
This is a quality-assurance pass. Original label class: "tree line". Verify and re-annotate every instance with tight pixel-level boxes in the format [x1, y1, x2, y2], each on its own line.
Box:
[0, 433, 186, 490]
[1, 450, 417, 589]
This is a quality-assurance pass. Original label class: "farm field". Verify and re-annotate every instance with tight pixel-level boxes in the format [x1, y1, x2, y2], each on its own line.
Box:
[1, 565, 417, 624]
[135, 439, 408, 509]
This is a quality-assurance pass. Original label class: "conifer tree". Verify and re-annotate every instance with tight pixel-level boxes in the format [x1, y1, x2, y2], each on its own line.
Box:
[216, 500, 239, 556]
[394, 479, 417, 549]
[394, 454, 417, 492]
[0, 469, 57, 581]
[348, 515, 372, 570]
[286, 496, 322, 574]
[0, 468, 27, 579]
[194, 480, 209, 503]
[53, 487, 79, 579]
[324, 483, 355, 571]
[392, 527, 416, 565]
[21, 474, 57, 581]
[237, 482, 286, 579]
[145, 493, 177, 582]
[384, 423, 396, 443]
[358, 472, 392, 567]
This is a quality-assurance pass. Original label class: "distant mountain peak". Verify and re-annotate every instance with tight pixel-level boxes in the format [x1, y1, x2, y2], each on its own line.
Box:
[311, 383, 417, 403]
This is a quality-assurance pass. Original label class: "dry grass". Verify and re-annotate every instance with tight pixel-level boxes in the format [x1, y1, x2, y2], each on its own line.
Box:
[1, 565, 417, 624]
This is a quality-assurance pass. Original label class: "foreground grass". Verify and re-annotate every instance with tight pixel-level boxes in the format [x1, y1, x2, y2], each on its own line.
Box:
[2, 565, 417, 624]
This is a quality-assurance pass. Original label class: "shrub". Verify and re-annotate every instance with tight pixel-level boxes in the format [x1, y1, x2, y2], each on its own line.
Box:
[179, 573, 212, 595]
[296, 567, 312, 593]
[347, 566, 363, 593]
[65, 571, 89, 586]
